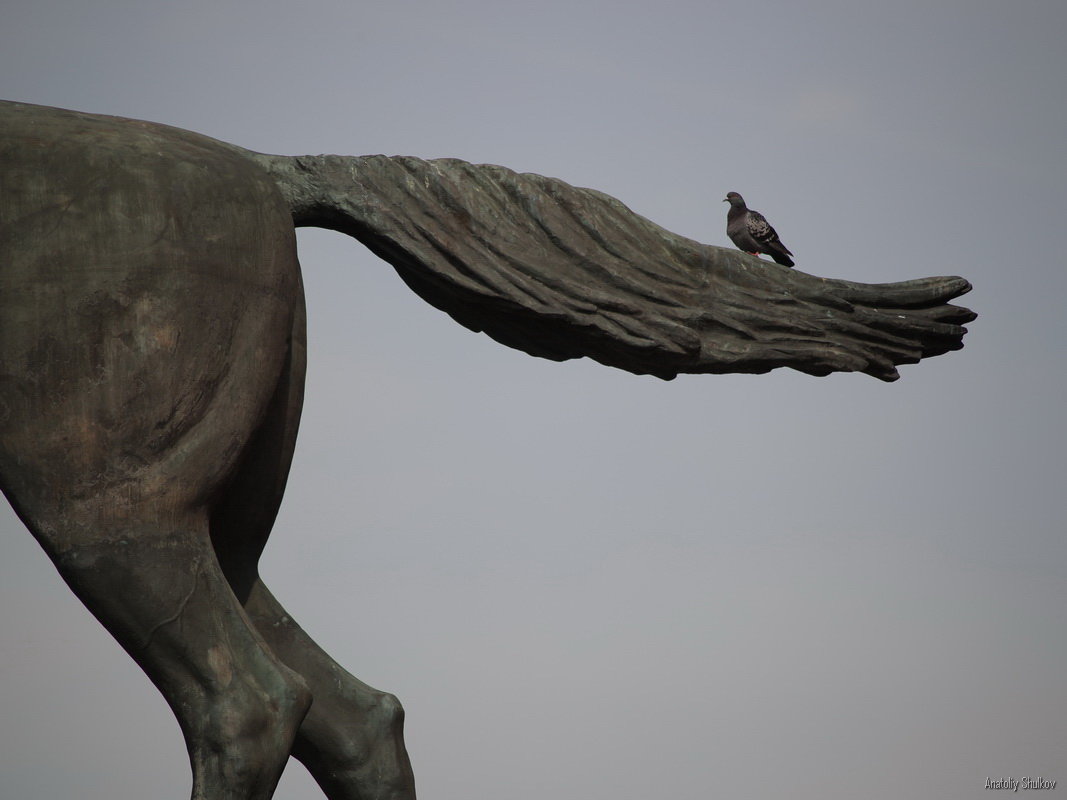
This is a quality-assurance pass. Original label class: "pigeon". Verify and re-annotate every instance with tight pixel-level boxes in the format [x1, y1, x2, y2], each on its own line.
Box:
[724, 191, 794, 267]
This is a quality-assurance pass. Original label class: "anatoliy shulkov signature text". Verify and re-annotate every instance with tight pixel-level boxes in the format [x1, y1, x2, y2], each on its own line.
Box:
[985, 777, 1057, 791]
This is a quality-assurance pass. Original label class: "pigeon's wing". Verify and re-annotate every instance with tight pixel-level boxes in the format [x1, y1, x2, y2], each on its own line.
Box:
[745, 210, 779, 247]
[254, 152, 973, 381]
[744, 207, 793, 265]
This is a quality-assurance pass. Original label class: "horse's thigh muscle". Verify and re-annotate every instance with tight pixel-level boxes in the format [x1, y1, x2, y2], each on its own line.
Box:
[0, 102, 301, 548]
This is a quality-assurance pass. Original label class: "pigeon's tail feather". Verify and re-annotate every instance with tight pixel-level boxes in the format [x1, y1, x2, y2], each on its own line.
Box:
[766, 245, 794, 267]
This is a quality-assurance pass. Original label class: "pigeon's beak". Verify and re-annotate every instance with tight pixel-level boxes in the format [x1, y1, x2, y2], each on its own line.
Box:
[722, 197, 729, 203]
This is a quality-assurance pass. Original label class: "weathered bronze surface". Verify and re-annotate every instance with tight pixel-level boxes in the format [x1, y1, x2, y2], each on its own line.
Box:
[0, 100, 974, 800]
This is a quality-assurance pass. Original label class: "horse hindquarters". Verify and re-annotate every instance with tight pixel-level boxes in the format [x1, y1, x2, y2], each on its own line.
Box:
[0, 101, 309, 799]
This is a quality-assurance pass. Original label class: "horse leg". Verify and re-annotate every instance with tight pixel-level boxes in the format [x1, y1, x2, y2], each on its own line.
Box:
[23, 503, 312, 800]
[209, 296, 416, 800]
[0, 100, 321, 797]
[2, 304, 315, 799]
[242, 580, 416, 800]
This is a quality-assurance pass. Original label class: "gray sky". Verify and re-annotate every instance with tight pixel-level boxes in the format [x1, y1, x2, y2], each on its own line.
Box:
[2, 2, 1064, 798]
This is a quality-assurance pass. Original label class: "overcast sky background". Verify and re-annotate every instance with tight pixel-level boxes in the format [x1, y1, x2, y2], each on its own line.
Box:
[2, 2, 1065, 799]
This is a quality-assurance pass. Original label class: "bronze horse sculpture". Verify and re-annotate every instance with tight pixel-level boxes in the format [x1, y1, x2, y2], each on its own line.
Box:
[0, 100, 974, 800]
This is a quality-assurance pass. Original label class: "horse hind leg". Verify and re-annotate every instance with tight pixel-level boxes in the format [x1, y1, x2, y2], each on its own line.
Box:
[1, 373, 313, 800]
[23, 501, 312, 800]
[11, 327, 317, 799]
[241, 581, 417, 800]
[208, 299, 416, 800]
[0, 100, 317, 797]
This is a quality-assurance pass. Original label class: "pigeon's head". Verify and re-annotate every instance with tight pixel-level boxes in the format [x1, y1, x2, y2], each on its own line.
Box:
[723, 191, 745, 208]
